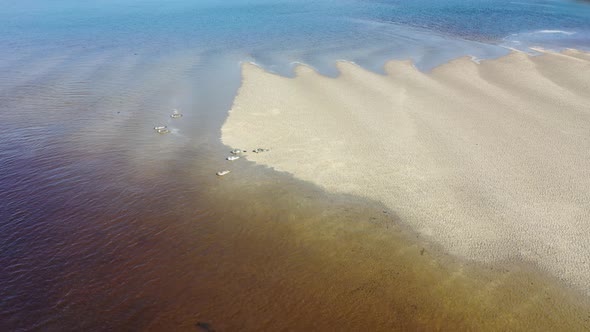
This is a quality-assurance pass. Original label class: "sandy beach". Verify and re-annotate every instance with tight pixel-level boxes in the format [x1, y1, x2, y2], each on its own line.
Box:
[222, 49, 590, 294]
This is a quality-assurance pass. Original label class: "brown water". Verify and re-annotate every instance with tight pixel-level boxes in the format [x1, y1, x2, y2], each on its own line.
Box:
[1, 48, 590, 331]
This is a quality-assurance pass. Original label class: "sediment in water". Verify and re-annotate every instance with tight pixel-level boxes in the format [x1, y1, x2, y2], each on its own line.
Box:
[146, 159, 590, 330]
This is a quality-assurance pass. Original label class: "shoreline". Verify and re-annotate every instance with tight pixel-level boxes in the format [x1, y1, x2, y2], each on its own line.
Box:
[192, 166, 590, 330]
[158, 145, 590, 330]
[222, 49, 590, 296]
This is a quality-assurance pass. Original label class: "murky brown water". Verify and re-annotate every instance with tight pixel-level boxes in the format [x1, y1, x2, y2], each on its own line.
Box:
[1, 46, 590, 331]
[138, 160, 590, 331]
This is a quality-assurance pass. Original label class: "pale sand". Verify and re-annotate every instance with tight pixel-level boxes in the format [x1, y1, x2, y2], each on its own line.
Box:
[222, 50, 590, 293]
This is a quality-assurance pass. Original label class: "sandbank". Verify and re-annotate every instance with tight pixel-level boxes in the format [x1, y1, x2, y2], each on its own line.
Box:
[222, 50, 590, 293]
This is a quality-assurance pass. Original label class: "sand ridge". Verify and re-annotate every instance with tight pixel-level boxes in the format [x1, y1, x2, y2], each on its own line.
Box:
[222, 50, 590, 293]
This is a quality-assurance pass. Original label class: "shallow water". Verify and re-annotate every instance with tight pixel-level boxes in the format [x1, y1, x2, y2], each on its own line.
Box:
[2, 0, 590, 330]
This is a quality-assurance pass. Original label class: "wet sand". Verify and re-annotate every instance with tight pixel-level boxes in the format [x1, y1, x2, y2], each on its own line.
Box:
[222, 50, 590, 302]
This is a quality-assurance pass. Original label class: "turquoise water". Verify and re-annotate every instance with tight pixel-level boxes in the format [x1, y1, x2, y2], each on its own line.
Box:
[1, 0, 590, 330]
[2, 0, 590, 73]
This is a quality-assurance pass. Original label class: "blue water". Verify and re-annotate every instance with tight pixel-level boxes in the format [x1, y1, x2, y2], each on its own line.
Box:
[2, 0, 590, 74]
[1, 0, 590, 330]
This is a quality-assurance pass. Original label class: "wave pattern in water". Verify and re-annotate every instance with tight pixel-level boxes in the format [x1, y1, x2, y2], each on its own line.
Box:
[2, 0, 590, 72]
[1, 0, 590, 330]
